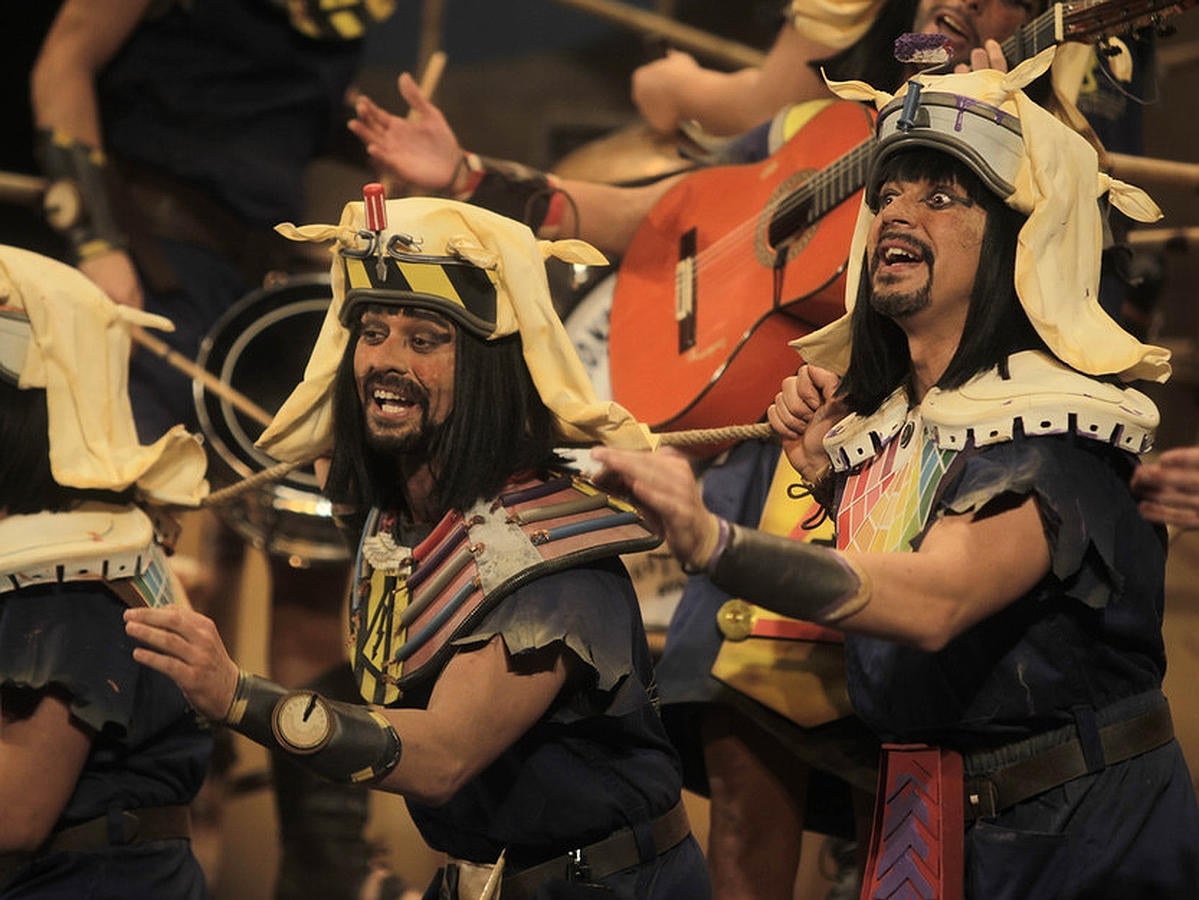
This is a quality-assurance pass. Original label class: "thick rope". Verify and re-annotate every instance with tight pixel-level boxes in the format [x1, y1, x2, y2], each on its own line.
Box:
[200, 421, 776, 507]
[201, 458, 308, 508]
[658, 422, 773, 447]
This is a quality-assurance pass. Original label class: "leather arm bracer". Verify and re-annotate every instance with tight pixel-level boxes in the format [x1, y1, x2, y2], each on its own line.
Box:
[34, 129, 129, 263]
[709, 522, 871, 625]
[224, 672, 402, 784]
[459, 154, 562, 233]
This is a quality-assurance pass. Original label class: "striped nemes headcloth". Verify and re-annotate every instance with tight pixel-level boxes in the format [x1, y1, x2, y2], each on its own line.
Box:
[257, 193, 658, 463]
[794, 48, 1170, 385]
[337, 186, 501, 337]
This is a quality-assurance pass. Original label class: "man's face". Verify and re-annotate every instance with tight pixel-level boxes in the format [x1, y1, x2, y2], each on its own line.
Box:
[353, 306, 456, 456]
[866, 175, 987, 329]
[912, 0, 1036, 63]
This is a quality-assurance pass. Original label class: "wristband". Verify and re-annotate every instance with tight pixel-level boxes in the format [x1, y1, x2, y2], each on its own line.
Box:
[224, 670, 402, 784]
[709, 523, 871, 625]
[34, 129, 129, 264]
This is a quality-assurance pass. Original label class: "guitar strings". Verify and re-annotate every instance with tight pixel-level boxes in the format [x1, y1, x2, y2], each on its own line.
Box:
[680, 3, 1071, 282]
[683, 141, 874, 283]
[683, 0, 1074, 279]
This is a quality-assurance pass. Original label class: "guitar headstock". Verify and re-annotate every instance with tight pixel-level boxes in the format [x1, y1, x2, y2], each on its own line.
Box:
[1003, 0, 1196, 66]
[1059, 0, 1197, 43]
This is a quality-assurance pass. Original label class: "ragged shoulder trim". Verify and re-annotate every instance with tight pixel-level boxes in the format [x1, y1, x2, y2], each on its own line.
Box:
[922, 351, 1157, 455]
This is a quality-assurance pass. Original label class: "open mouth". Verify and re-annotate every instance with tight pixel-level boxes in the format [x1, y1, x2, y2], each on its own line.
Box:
[876, 239, 928, 271]
[931, 10, 976, 58]
[366, 377, 427, 421]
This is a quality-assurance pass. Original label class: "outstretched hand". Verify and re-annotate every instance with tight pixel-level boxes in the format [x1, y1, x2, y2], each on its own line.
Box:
[347, 72, 464, 194]
[592, 445, 721, 571]
[1131, 446, 1199, 531]
[124, 606, 240, 721]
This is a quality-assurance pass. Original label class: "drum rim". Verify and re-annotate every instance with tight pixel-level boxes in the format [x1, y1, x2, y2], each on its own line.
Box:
[194, 272, 331, 489]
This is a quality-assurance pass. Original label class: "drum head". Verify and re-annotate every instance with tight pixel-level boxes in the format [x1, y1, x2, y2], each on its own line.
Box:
[195, 273, 348, 563]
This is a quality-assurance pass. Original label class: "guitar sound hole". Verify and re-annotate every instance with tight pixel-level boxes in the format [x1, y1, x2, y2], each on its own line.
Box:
[757, 168, 817, 267]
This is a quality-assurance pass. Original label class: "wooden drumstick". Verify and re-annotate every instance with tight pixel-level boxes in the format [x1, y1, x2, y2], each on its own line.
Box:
[550, 0, 766, 68]
[416, 50, 447, 104]
[0, 170, 49, 205]
[1127, 226, 1199, 250]
[130, 326, 275, 429]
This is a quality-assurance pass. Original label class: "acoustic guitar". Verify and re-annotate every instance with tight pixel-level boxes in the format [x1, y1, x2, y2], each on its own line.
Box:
[607, 0, 1195, 433]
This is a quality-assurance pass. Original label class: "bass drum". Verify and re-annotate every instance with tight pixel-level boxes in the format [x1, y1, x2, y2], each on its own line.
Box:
[194, 273, 350, 566]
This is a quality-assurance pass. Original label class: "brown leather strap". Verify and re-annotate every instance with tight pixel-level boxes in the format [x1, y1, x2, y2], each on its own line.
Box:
[502, 801, 691, 900]
[963, 702, 1175, 820]
[45, 804, 192, 854]
[0, 805, 191, 890]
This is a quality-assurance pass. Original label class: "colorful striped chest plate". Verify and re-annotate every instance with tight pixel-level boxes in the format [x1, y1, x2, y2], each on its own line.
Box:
[349, 470, 660, 705]
[837, 409, 958, 554]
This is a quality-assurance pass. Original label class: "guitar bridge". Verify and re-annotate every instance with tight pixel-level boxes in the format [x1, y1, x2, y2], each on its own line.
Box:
[675, 228, 697, 353]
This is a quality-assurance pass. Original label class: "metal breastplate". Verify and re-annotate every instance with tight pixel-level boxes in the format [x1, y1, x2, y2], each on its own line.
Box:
[350, 470, 661, 705]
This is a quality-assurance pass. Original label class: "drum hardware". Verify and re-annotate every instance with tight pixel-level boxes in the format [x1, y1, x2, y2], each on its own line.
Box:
[194, 273, 352, 566]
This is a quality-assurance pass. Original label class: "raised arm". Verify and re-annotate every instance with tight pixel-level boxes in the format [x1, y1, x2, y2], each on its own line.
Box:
[591, 443, 1051, 654]
[631, 26, 836, 137]
[348, 72, 683, 257]
[29, 0, 154, 309]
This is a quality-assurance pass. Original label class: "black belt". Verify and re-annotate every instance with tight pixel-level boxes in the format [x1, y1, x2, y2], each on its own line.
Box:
[963, 702, 1175, 820]
[503, 801, 692, 900]
[0, 805, 191, 889]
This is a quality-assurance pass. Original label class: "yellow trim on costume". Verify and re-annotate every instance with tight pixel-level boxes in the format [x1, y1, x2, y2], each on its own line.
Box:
[397, 261, 464, 308]
[345, 257, 372, 290]
[328, 12, 365, 39]
[777, 99, 836, 144]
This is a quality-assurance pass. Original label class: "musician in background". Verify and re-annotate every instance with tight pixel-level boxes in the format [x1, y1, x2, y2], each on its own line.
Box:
[27, 2, 413, 898]
[631, 0, 1168, 334]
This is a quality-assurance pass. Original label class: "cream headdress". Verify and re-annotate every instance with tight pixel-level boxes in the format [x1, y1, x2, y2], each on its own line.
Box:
[794, 48, 1170, 384]
[0, 245, 208, 506]
[256, 195, 658, 462]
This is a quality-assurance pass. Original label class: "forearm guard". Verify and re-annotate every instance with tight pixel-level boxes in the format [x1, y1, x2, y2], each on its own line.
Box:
[462, 154, 562, 233]
[709, 522, 871, 624]
[224, 672, 402, 784]
[34, 129, 128, 263]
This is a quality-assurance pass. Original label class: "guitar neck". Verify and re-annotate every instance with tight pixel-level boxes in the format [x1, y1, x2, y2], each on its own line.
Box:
[1001, 0, 1196, 65]
[771, 0, 1191, 245]
[769, 139, 874, 245]
[1000, 2, 1066, 65]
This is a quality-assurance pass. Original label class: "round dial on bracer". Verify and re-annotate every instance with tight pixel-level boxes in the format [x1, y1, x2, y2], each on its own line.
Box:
[272, 691, 333, 753]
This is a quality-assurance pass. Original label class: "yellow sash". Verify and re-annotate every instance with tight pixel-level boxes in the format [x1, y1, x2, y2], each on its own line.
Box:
[709, 453, 854, 727]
